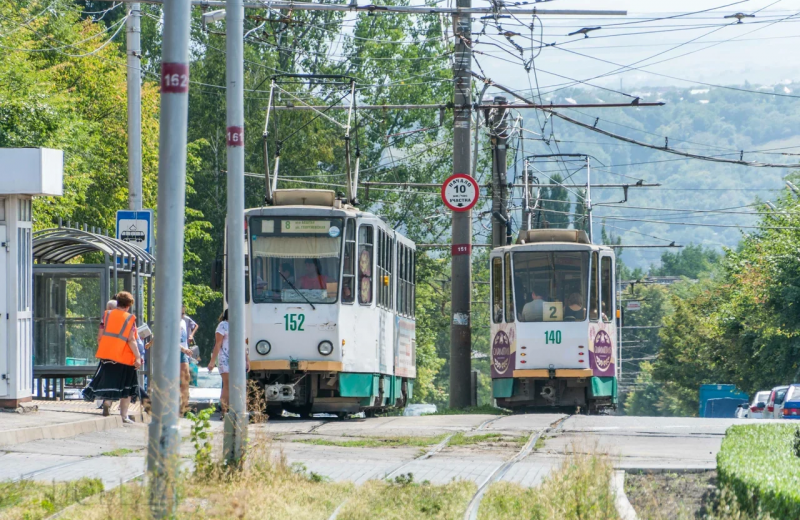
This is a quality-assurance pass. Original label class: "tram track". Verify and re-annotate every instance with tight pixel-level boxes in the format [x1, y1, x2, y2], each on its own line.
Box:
[462, 414, 573, 520]
[327, 415, 506, 520]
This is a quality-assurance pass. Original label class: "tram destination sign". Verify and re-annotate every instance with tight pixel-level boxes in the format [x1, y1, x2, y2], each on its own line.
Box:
[441, 173, 479, 212]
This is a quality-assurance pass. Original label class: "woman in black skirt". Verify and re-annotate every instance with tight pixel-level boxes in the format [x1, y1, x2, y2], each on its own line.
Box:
[83, 291, 143, 423]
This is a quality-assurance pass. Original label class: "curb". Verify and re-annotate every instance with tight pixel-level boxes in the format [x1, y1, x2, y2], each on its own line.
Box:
[613, 470, 638, 520]
[620, 467, 715, 475]
[0, 412, 148, 447]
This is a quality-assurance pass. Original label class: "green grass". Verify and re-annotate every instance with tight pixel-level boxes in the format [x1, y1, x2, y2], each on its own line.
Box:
[100, 448, 137, 457]
[293, 434, 447, 448]
[427, 405, 511, 416]
[447, 432, 529, 447]
[718, 423, 800, 519]
[0, 478, 103, 520]
[478, 450, 616, 519]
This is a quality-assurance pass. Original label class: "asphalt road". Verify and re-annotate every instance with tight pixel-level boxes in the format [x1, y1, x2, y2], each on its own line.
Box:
[0, 413, 780, 488]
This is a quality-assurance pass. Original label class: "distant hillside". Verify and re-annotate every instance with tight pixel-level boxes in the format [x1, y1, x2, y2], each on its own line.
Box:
[514, 82, 800, 268]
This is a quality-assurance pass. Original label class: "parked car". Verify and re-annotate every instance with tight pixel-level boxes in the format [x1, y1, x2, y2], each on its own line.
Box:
[189, 368, 221, 410]
[739, 390, 771, 419]
[403, 404, 437, 416]
[764, 385, 789, 419]
[780, 384, 800, 419]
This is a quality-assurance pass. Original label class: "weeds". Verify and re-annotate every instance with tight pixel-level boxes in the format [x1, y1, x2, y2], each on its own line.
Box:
[0, 478, 103, 520]
[428, 405, 510, 416]
[294, 434, 447, 448]
[100, 448, 137, 457]
[186, 407, 214, 478]
[479, 449, 616, 520]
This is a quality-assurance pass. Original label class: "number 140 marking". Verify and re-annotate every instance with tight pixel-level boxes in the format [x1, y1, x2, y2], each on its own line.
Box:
[544, 330, 562, 344]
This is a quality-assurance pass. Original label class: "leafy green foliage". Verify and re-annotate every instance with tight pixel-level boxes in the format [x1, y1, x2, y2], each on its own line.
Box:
[718, 424, 800, 519]
[650, 244, 721, 279]
[187, 407, 215, 478]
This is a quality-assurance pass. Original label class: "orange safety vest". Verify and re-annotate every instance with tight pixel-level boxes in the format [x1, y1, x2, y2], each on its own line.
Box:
[96, 309, 137, 365]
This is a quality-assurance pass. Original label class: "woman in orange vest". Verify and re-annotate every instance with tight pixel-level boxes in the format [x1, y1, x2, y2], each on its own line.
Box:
[83, 291, 143, 423]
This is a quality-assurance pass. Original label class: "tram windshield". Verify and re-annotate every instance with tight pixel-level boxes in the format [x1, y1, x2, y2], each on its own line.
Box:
[512, 251, 589, 322]
[249, 217, 343, 304]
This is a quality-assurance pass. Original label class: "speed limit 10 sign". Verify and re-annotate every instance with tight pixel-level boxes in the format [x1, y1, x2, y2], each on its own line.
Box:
[441, 173, 479, 212]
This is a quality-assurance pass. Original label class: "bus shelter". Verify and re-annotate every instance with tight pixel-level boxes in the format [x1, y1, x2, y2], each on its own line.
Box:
[31, 225, 154, 399]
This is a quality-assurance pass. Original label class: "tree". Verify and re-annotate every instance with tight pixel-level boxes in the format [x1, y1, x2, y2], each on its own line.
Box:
[650, 244, 720, 279]
[541, 173, 570, 229]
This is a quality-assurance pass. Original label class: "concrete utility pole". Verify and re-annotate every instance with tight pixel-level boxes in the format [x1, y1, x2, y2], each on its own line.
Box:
[586, 156, 593, 243]
[489, 96, 509, 248]
[449, 0, 472, 409]
[147, 0, 191, 516]
[127, 3, 142, 211]
[224, 0, 248, 464]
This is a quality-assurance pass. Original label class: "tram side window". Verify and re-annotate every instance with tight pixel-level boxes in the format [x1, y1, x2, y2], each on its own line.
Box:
[601, 256, 613, 322]
[376, 229, 393, 310]
[397, 245, 417, 318]
[358, 225, 374, 305]
[491, 257, 503, 323]
[504, 253, 515, 323]
[342, 220, 355, 303]
[590, 252, 599, 321]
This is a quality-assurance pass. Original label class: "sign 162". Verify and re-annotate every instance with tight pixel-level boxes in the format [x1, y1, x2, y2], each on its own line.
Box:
[161, 63, 189, 94]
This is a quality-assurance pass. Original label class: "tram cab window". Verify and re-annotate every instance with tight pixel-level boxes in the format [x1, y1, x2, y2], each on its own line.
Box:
[512, 251, 589, 323]
[491, 257, 503, 323]
[342, 220, 356, 303]
[589, 252, 599, 321]
[248, 217, 343, 304]
[601, 256, 613, 322]
[358, 225, 374, 305]
[504, 253, 515, 323]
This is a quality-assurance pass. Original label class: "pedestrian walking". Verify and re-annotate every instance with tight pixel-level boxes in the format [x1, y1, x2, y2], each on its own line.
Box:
[83, 291, 142, 423]
[179, 311, 193, 415]
[95, 298, 118, 409]
[182, 305, 200, 358]
[208, 309, 249, 417]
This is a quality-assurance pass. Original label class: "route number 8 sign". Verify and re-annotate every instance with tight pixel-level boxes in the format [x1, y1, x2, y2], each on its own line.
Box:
[441, 173, 479, 212]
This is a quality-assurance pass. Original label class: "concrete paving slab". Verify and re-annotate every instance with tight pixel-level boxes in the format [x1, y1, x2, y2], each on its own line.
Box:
[3, 424, 147, 457]
[484, 414, 567, 433]
[277, 441, 417, 484]
[0, 410, 100, 432]
[32, 456, 146, 489]
[391, 449, 507, 485]
[500, 453, 563, 487]
[0, 452, 84, 481]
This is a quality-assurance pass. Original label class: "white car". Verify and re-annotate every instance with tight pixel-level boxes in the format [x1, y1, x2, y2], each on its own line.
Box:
[764, 385, 789, 419]
[189, 368, 222, 410]
[402, 404, 437, 416]
[739, 390, 771, 419]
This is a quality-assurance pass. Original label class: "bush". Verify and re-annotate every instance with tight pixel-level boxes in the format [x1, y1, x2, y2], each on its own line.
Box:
[717, 423, 800, 519]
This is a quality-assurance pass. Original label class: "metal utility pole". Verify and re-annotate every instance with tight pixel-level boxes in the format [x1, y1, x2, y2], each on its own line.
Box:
[147, 0, 191, 516]
[225, 0, 248, 463]
[489, 96, 509, 248]
[586, 156, 593, 242]
[449, 0, 472, 409]
[127, 2, 142, 211]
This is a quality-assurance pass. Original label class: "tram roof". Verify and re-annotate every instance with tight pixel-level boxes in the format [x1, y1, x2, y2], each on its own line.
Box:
[490, 241, 614, 254]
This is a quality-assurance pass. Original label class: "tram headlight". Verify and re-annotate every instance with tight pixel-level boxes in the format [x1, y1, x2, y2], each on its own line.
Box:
[255, 340, 271, 356]
[318, 340, 334, 356]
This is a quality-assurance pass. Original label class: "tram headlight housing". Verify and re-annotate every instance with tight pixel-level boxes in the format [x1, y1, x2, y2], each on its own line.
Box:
[255, 340, 271, 356]
[318, 340, 334, 356]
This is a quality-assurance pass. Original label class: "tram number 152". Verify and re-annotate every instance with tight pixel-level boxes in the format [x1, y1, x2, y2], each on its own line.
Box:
[544, 330, 562, 344]
[284, 313, 305, 331]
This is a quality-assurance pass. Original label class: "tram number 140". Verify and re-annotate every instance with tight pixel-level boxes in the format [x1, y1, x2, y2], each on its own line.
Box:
[284, 313, 305, 331]
[544, 330, 562, 344]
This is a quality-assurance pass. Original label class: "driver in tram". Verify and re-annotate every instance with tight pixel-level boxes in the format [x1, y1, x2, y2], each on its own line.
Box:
[298, 258, 328, 290]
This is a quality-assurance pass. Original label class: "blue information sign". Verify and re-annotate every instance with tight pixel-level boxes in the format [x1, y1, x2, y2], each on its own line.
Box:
[116, 209, 153, 254]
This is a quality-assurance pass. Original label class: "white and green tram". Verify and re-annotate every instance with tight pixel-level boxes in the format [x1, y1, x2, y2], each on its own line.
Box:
[489, 229, 618, 413]
[236, 189, 416, 417]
